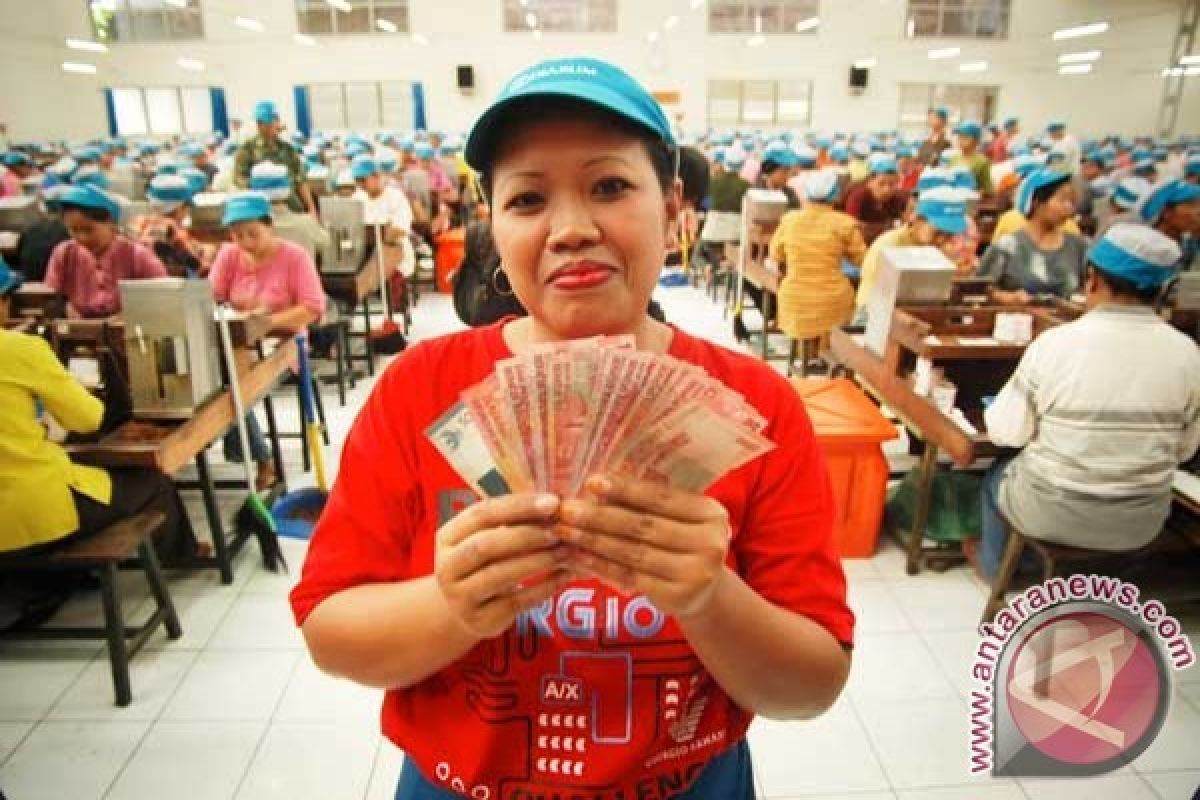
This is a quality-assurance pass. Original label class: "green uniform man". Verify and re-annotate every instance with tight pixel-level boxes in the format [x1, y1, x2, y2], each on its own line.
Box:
[233, 100, 315, 214]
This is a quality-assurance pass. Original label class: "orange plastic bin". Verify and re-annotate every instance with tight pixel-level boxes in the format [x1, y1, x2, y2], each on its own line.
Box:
[792, 378, 898, 558]
[434, 227, 466, 293]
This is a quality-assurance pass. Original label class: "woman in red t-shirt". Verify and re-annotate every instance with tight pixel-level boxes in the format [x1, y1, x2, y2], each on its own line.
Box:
[291, 58, 854, 800]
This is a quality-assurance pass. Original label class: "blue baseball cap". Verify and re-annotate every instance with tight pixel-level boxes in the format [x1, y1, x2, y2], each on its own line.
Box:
[1003, 117, 1019, 129]
[1015, 167, 1071, 216]
[414, 142, 435, 161]
[1138, 179, 1200, 226]
[955, 121, 982, 140]
[1110, 176, 1150, 210]
[465, 57, 676, 173]
[1088, 223, 1181, 290]
[828, 144, 849, 164]
[1047, 121, 1066, 133]
[72, 145, 102, 164]
[249, 162, 291, 200]
[0, 256, 24, 296]
[179, 167, 209, 195]
[868, 155, 898, 175]
[351, 155, 379, 180]
[762, 140, 797, 168]
[180, 142, 205, 159]
[222, 191, 272, 227]
[60, 184, 122, 222]
[931, 106, 949, 121]
[793, 144, 818, 168]
[1, 151, 31, 169]
[147, 174, 194, 212]
[254, 101, 280, 124]
[1011, 154, 1045, 180]
[916, 167, 956, 194]
[916, 187, 969, 235]
[72, 166, 110, 189]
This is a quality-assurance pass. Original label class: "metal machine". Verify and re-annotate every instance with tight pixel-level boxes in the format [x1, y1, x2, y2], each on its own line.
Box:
[118, 278, 222, 418]
[864, 246, 956, 357]
[0, 195, 40, 233]
[189, 191, 228, 236]
[318, 196, 366, 274]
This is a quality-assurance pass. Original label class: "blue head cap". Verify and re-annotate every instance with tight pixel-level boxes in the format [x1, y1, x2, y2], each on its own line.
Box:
[179, 167, 209, 195]
[72, 145, 102, 164]
[147, 174, 195, 212]
[73, 166, 110, 189]
[955, 121, 982, 141]
[1185, 153, 1200, 177]
[221, 191, 272, 227]
[180, 142, 205, 159]
[465, 57, 676, 174]
[828, 144, 849, 164]
[791, 144, 817, 168]
[60, 184, 123, 222]
[916, 167, 956, 195]
[1138, 179, 1200, 226]
[915, 187, 969, 235]
[351, 155, 379, 180]
[248, 162, 291, 200]
[414, 142, 436, 160]
[868, 154, 898, 175]
[804, 169, 841, 203]
[0, 256, 24, 296]
[1015, 167, 1071, 216]
[931, 106, 949, 121]
[1088, 223, 1182, 290]
[254, 101, 280, 124]
[1, 151, 31, 169]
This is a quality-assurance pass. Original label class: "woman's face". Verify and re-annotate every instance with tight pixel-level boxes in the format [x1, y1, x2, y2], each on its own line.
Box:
[63, 209, 116, 257]
[229, 219, 275, 262]
[1035, 182, 1076, 226]
[489, 117, 679, 339]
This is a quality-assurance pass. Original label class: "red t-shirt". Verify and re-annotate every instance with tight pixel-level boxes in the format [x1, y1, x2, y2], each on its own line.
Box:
[290, 320, 854, 800]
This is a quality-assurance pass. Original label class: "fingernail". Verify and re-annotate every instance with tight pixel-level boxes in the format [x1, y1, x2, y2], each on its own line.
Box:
[588, 475, 613, 494]
[534, 494, 560, 513]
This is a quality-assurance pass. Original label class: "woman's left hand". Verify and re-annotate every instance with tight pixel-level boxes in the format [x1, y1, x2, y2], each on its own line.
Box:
[558, 475, 732, 619]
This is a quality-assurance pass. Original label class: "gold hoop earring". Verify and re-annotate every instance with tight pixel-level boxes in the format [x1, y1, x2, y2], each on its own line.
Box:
[491, 266, 514, 297]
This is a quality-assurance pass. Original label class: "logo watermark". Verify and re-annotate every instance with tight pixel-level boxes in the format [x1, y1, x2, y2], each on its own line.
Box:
[968, 574, 1194, 777]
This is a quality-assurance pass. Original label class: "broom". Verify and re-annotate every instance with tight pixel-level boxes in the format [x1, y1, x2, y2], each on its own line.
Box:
[368, 222, 407, 355]
[216, 304, 286, 572]
[270, 332, 329, 540]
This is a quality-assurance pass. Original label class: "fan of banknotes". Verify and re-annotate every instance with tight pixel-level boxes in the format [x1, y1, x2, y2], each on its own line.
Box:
[426, 335, 776, 498]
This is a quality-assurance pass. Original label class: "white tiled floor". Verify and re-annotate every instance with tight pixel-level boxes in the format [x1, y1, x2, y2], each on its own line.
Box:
[1, 288, 1198, 799]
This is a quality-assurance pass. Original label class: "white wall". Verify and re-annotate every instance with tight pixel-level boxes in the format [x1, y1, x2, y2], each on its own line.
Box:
[0, 0, 1196, 142]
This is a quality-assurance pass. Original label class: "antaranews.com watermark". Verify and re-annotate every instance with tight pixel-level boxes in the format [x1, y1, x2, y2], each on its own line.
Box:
[968, 574, 1194, 778]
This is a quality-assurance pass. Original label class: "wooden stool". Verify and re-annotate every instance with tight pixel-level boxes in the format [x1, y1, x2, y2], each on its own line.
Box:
[0, 511, 182, 707]
[786, 338, 823, 378]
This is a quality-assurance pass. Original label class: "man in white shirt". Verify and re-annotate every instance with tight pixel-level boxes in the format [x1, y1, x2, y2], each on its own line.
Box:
[352, 155, 416, 309]
[976, 224, 1200, 579]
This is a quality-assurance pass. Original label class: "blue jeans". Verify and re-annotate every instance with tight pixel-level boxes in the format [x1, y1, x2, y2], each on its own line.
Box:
[222, 411, 270, 464]
[394, 739, 756, 799]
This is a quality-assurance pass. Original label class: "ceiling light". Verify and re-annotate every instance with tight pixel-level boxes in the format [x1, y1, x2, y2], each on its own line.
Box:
[525, 12, 537, 28]
[1163, 67, 1184, 77]
[62, 61, 97, 74]
[795, 16, 819, 32]
[234, 16, 264, 33]
[754, 14, 762, 33]
[854, 58, 878, 69]
[163, 0, 187, 7]
[1181, 55, 1200, 65]
[664, 15, 679, 29]
[294, 33, 317, 46]
[1059, 64, 1092, 75]
[690, 0, 704, 9]
[906, 17, 916, 38]
[1058, 50, 1101, 63]
[959, 61, 988, 73]
[1189, 66, 1200, 76]
[376, 18, 398, 32]
[326, 0, 352, 12]
[928, 46, 960, 59]
[1052, 22, 1108, 40]
[177, 57, 204, 71]
[747, 34, 765, 47]
[411, 32, 428, 45]
[647, 30, 660, 43]
[66, 38, 108, 53]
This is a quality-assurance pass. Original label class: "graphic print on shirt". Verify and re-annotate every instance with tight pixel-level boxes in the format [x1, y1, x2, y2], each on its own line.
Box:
[430, 490, 729, 799]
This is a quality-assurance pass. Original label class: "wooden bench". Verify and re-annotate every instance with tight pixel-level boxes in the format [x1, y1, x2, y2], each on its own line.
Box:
[0, 511, 182, 707]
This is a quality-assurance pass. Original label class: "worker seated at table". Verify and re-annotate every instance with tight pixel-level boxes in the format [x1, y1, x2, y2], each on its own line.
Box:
[951, 121, 993, 194]
[0, 260, 203, 573]
[978, 168, 1087, 305]
[208, 191, 327, 491]
[43, 185, 167, 318]
[352, 155, 415, 307]
[856, 187, 970, 311]
[1133, 179, 1200, 271]
[1095, 175, 1151, 237]
[132, 174, 216, 279]
[13, 185, 70, 282]
[990, 161, 1084, 243]
[974, 224, 1200, 581]
[843, 155, 907, 244]
[1, 151, 39, 196]
[250, 162, 334, 268]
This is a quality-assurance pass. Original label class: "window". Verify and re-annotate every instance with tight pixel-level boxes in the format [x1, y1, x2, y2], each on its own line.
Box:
[905, 0, 1009, 38]
[897, 82, 998, 137]
[110, 87, 213, 136]
[294, 0, 409, 34]
[306, 82, 414, 131]
[502, 0, 617, 32]
[88, 0, 204, 43]
[707, 79, 814, 126]
[708, 0, 820, 34]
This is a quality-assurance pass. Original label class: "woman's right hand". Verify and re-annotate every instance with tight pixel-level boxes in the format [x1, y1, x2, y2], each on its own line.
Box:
[434, 493, 573, 639]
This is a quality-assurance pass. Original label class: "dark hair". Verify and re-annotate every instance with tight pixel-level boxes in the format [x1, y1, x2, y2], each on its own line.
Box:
[1028, 175, 1071, 216]
[1088, 263, 1161, 303]
[678, 146, 710, 207]
[479, 95, 676, 201]
[60, 202, 113, 224]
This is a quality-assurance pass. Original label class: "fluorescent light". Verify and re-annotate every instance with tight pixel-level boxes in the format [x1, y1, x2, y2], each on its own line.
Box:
[234, 16, 264, 33]
[795, 16, 819, 32]
[747, 34, 765, 47]
[1052, 22, 1108, 40]
[1181, 54, 1200, 65]
[1059, 64, 1093, 74]
[1164, 67, 1184, 77]
[411, 32, 428, 45]
[1189, 66, 1200, 76]
[928, 46, 960, 59]
[376, 18, 398, 33]
[525, 12, 537, 28]
[690, 0, 704, 9]
[664, 15, 679, 29]
[854, 58, 878, 69]
[177, 57, 204, 71]
[647, 30, 660, 43]
[754, 14, 762, 33]
[1058, 50, 1100, 63]
[66, 38, 108, 53]
[293, 33, 317, 46]
[61, 61, 97, 74]
[959, 61, 988, 73]
[163, 0, 187, 7]
[326, 0, 352, 12]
